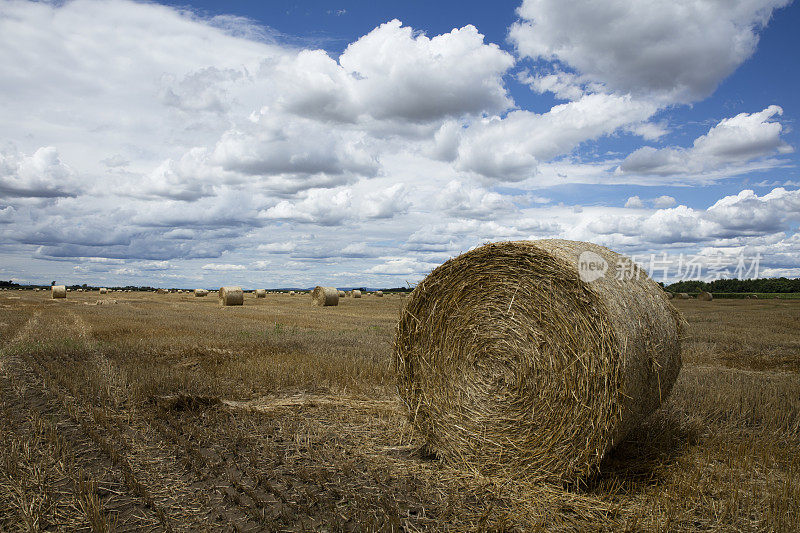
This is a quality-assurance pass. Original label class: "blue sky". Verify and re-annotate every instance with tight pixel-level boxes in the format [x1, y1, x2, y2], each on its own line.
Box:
[1, 0, 798, 288]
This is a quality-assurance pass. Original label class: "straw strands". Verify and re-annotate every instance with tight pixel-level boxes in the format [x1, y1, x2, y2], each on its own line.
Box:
[219, 287, 244, 306]
[312, 286, 339, 306]
[394, 239, 684, 482]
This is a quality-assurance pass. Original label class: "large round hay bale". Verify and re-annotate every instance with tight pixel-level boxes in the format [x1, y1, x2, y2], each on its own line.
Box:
[194, 289, 208, 297]
[697, 291, 713, 301]
[51, 285, 66, 299]
[99, 288, 108, 294]
[352, 289, 362, 298]
[375, 291, 384, 297]
[678, 293, 690, 299]
[312, 286, 339, 306]
[338, 290, 346, 298]
[255, 289, 266, 298]
[219, 286, 244, 306]
[394, 239, 684, 482]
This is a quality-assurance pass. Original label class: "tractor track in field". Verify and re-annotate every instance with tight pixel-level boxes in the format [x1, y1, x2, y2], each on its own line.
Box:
[1, 309, 281, 531]
[0, 345, 164, 531]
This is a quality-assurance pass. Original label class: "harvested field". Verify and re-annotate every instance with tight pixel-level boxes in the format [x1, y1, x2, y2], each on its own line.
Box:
[0, 289, 798, 531]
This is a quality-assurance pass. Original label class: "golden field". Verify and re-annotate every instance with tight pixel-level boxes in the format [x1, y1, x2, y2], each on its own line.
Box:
[0, 290, 797, 531]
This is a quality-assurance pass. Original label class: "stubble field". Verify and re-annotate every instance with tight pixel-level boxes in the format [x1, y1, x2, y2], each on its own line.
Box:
[0, 290, 798, 531]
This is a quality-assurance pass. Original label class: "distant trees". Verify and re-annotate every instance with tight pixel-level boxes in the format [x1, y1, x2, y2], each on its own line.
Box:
[666, 278, 800, 293]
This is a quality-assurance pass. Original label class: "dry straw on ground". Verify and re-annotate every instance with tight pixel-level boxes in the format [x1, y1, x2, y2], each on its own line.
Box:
[698, 291, 713, 301]
[395, 239, 685, 483]
[255, 289, 266, 298]
[219, 287, 244, 306]
[194, 289, 209, 297]
[312, 286, 339, 306]
[352, 289, 362, 298]
[51, 285, 66, 299]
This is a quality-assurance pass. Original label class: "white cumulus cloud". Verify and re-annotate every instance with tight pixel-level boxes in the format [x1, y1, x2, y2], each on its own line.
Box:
[0, 146, 78, 198]
[618, 106, 790, 177]
[510, 0, 791, 103]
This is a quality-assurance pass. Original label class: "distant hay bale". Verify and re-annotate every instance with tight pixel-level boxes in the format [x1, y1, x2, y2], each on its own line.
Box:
[394, 239, 684, 482]
[157, 288, 167, 294]
[375, 291, 383, 297]
[312, 286, 339, 306]
[678, 293, 690, 299]
[255, 289, 267, 298]
[751, 294, 759, 299]
[666, 292, 674, 299]
[289, 290, 296, 296]
[338, 290, 346, 298]
[99, 288, 108, 294]
[194, 289, 209, 297]
[352, 289, 362, 298]
[697, 291, 713, 301]
[219, 286, 244, 306]
[51, 285, 66, 299]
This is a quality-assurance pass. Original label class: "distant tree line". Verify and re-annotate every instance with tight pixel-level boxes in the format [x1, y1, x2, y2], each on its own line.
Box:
[666, 278, 800, 293]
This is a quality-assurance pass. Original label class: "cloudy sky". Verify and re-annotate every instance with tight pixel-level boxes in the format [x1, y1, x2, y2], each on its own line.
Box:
[1, 0, 799, 288]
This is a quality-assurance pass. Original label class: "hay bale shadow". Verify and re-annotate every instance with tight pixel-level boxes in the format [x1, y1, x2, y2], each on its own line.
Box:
[585, 410, 699, 493]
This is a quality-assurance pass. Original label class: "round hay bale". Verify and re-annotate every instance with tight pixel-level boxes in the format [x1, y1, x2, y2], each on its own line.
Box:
[51, 285, 66, 299]
[99, 288, 108, 294]
[375, 291, 384, 297]
[666, 291, 674, 299]
[157, 288, 167, 294]
[312, 286, 339, 306]
[678, 293, 690, 299]
[194, 289, 209, 297]
[697, 291, 713, 301]
[352, 289, 362, 298]
[219, 286, 244, 306]
[394, 239, 684, 482]
[255, 289, 267, 298]
[338, 290, 346, 298]
[289, 290, 296, 296]
[751, 294, 758, 299]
